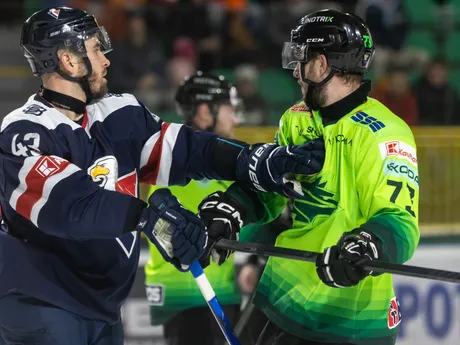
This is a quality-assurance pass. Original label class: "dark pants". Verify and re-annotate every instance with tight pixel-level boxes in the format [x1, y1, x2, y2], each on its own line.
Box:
[0, 294, 123, 345]
[163, 304, 240, 345]
[255, 319, 352, 345]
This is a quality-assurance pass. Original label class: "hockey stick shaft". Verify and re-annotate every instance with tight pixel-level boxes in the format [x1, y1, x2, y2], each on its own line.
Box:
[215, 239, 460, 284]
[190, 260, 241, 345]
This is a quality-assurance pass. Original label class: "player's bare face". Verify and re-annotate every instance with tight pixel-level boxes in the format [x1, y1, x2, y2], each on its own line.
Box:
[84, 37, 111, 100]
[215, 104, 240, 139]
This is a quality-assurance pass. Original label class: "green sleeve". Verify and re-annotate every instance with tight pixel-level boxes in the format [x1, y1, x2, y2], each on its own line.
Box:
[355, 129, 420, 264]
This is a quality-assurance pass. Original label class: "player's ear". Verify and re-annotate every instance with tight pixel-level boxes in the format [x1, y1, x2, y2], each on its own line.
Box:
[319, 54, 329, 77]
[58, 49, 80, 77]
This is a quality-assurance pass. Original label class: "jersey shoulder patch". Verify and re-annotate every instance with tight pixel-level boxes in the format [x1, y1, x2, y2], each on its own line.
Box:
[349, 110, 386, 133]
[1, 95, 80, 132]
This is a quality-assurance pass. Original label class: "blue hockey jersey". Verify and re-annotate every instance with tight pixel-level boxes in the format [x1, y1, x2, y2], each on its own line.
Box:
[0, 92, 220, 323]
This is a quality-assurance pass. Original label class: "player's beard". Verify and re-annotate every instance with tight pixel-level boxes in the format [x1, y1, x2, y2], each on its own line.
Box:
[304, 82, 327, 110]
[88, 70, 108, 100]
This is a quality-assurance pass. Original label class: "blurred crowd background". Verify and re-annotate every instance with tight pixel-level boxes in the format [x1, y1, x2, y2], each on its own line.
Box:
[1, 0, 460, 235]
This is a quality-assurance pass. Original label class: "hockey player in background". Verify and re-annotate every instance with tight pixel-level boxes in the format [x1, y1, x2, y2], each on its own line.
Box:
[143, 72, 242, 345]
[197, 9, 420, 345]
[0, 6, 326, 345]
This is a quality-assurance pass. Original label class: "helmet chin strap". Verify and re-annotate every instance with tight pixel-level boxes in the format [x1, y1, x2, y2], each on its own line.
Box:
[300, 63, 337, 110]
[56, 56, 94, 105]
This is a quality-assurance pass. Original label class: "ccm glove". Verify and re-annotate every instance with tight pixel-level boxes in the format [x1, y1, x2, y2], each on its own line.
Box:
[198, 191, 245, 267]
[235, 138, 325, 198]
[316, 229, 381, 288]
[136, 189, 208, 272]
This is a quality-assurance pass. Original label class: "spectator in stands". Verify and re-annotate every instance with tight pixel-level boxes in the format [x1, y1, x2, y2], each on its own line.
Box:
[371, 64, 419, 125]
[166, 0, 222, 71]
[159, 38, 198, 116]
[234, 64, 269, 126]
[355, 0, 429, 77]
[221, 1, 264, 67]
[413, 58, 460, 125]
[108, 12, 165, 110]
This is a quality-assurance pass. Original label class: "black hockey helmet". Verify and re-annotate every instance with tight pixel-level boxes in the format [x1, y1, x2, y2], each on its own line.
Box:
[282, 9, 374, 75]
[175, 71, 239, 124]
[282, 9, 374, 109]
[21, 6, 112, 101]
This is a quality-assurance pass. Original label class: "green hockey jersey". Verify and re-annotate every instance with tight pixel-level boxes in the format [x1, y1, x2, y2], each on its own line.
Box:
[144, 180, 241, 325]
[242, 97, 420, 345]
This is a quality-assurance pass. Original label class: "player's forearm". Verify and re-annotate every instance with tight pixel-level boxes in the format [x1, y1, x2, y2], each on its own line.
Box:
[225, 183, 271, 226]
[359, 210, 420, 265]
[37, 186, 146, 240]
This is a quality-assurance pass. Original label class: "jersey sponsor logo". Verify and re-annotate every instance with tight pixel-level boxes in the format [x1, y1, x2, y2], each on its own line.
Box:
[88, 156, 118, 191]
[23, 104, 47, 116]
[388, 297, 402, 329]
[35, 156, 61, 177]
[327, 134, 352, 146]
[47, 8, 61, 19]
[379, 141, 418, 166]
[290, 104, 313, 118]
[145, 284, 165, 306]
[386, 162, 419, 186]
[293, 177, 338, 224]
[296, 125, 320, 139]
[350, 111, 385, 132]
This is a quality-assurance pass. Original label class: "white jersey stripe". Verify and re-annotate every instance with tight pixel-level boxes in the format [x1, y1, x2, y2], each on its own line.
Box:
[139, 132, 161, 170]
[156, 123, 182, 186]
[30, 164, 81, 227]
[9, 156, 41, 210]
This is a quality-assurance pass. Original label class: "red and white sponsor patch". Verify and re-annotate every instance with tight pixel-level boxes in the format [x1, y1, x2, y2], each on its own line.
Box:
[35, 156, 61, 178]
[379, 141, 418, 166]
[290, 104, 310, 112]
[388, 297, 402, 329]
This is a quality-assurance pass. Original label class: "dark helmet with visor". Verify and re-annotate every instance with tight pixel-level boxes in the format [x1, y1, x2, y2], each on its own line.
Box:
[21, 6, 112, 101]
[282, 9, 375, 108]
[175, 71, 240, 126]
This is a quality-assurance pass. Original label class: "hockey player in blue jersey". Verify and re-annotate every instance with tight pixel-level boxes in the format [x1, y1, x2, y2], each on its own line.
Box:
[0, 6, 325, 345]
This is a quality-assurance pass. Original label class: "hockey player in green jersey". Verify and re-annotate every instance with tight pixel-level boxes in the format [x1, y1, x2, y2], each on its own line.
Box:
[196, 9, 420, 345]
[142, 72, 242, 345]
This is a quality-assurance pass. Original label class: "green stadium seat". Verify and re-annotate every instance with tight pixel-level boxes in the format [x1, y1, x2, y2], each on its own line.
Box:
[405, 0, 436, 24]
[258, 69, 299, 105]
[406, 31, 438, 56]
[448, 68, 460, 92]
[445, 32, 460, 62]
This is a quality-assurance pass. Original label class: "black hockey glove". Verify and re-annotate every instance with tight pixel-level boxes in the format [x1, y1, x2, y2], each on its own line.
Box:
[198, 191, 245, 268]
[316, 229, 381, 288]
[235, 138, 325, 199]
[136, 189, 208, 272]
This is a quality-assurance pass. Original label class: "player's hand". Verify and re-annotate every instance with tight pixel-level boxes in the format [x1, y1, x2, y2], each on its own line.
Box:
[235, 138, 325, 198]
[316, 229, 381, 288]
[198, 191, 244, 268]
[136, 189, 208, 272]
